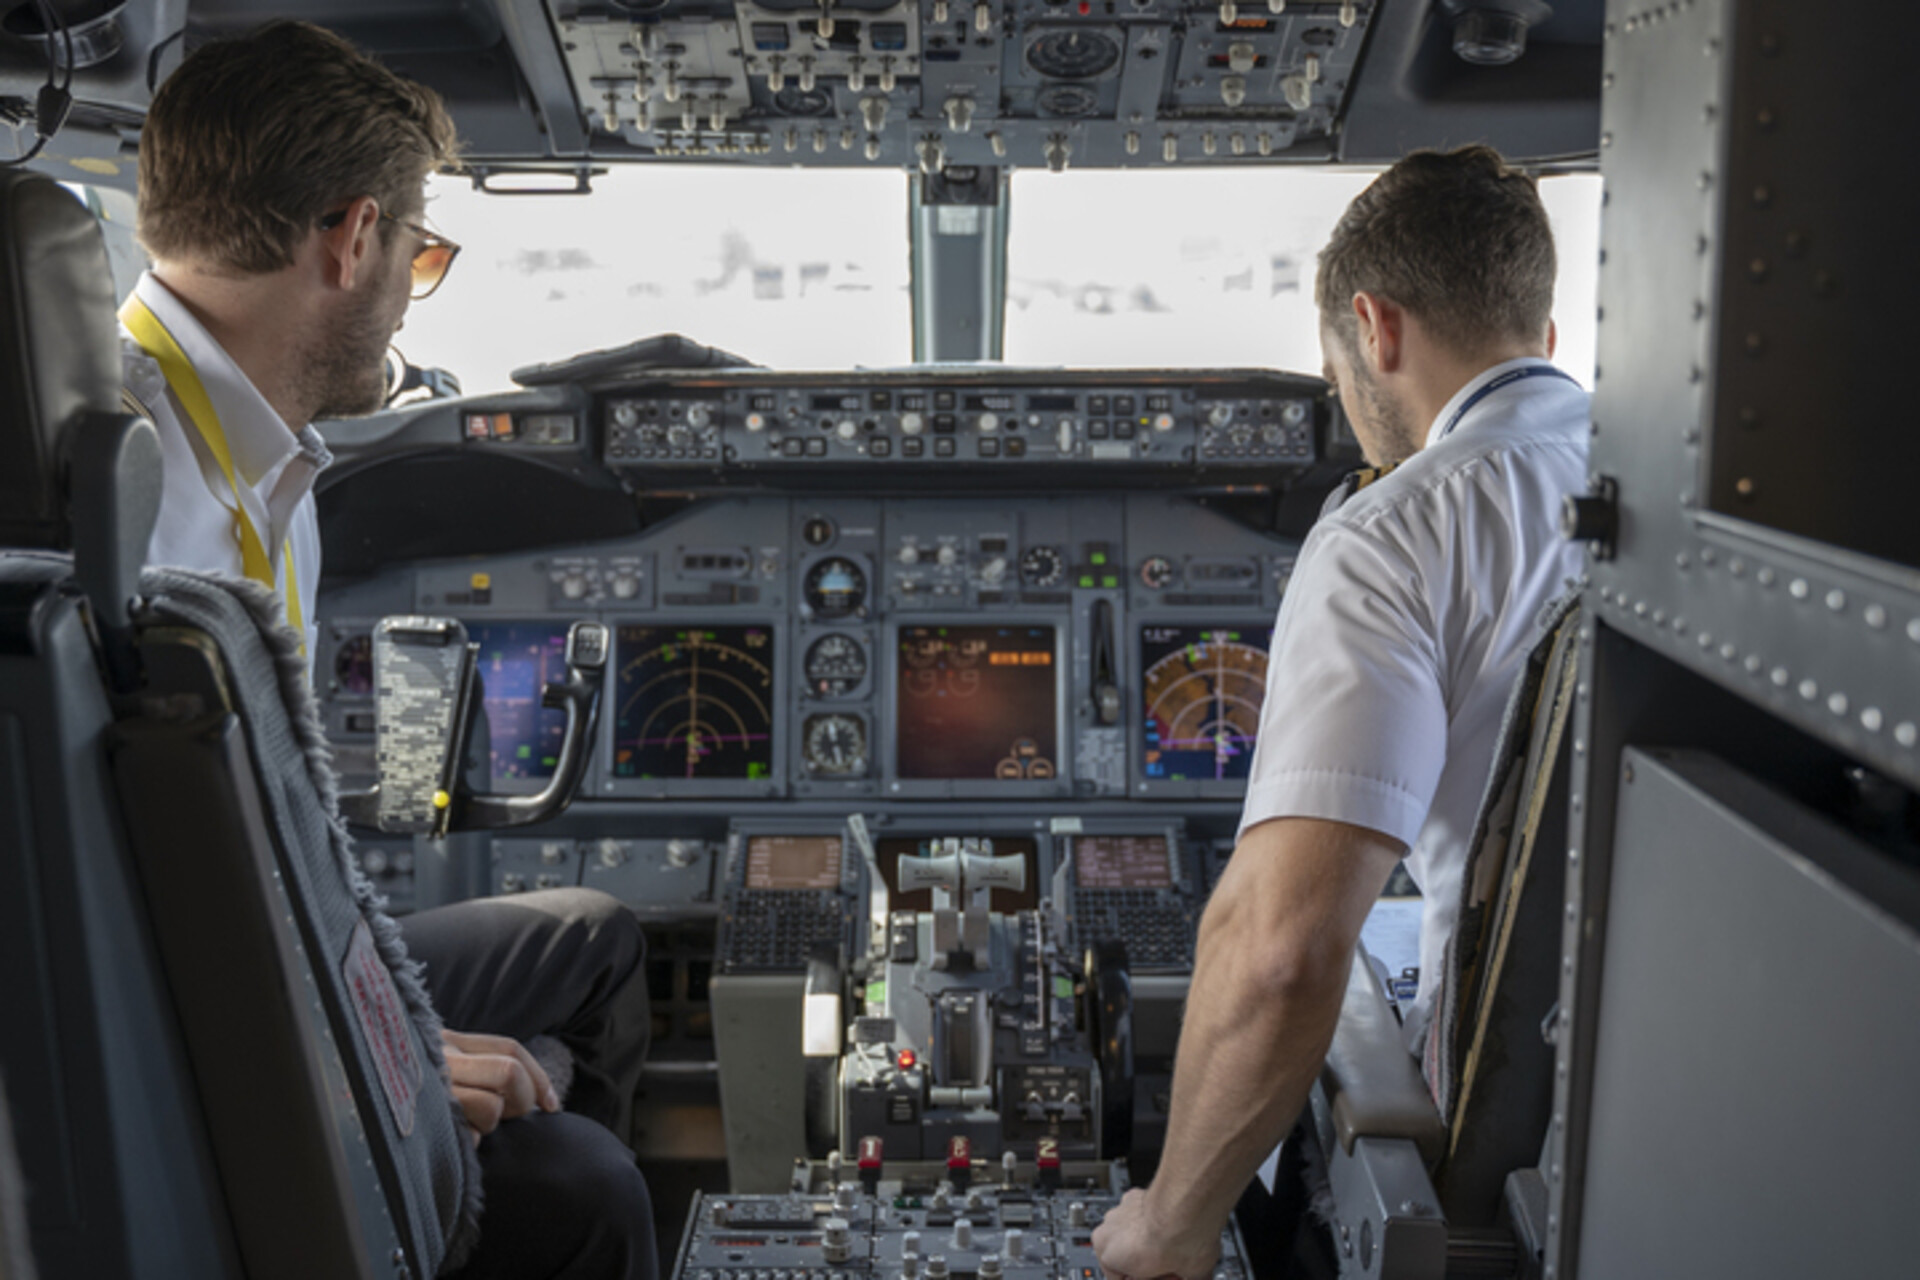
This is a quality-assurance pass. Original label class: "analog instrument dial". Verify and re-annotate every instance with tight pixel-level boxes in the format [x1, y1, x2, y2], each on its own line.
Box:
[803, 556, 867, 619]
[1020, 545, 1065, 587]
[804, 632, 868, 697]
[803, 713, 868, 776]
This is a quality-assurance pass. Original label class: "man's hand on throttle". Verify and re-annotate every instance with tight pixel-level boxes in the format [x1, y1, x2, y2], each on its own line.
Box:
[441, 1029, 561, 1141]
[1092, 1187, 1221, 1280]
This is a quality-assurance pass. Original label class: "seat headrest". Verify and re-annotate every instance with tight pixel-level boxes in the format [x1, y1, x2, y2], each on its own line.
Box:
[0, 171, 124, 549]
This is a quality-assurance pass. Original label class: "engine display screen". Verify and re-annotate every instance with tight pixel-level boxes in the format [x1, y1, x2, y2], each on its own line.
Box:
[744, 835, 843, 891]
[895, 624, 1058, 781]
[1140, 624, 1272, 782]
[876, 836, 1039, 914]
[468, 622, 571, 783]
[613, 625, 776, 780]
[1074, 834, 1174, 889]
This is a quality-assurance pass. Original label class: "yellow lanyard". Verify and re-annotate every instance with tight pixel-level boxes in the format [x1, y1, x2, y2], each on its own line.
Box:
[120, 295, 305, 643]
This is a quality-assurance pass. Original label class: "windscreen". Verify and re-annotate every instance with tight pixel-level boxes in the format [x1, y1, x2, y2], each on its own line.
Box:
[396, 168, 912, 395]
[1004, 170, 1601, 383]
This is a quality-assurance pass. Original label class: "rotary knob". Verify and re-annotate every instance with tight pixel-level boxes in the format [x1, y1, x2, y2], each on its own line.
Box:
[980, 556, 1007, 584]
[1208, 403, 1234, 427]
[935, 544, 959, 568]
[666, 422, 693, 448]
[685, 403, 712, 429]
[837, 419, 860, 441]
[611, 571, 640, 599]
[900, 411, 925, 435]
[822, 1218, 853, 1264]
[666, 839, 697, 868]
[560, 571, 588, 600]
[898, 544, 920, 566]
[612, 402, 640, 429]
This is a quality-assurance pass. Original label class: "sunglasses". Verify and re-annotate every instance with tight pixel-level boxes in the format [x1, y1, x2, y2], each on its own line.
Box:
[317, 206, 461, 299]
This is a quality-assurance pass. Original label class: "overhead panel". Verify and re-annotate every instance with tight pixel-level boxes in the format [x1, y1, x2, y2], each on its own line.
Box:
[545, 0, 1376, 168]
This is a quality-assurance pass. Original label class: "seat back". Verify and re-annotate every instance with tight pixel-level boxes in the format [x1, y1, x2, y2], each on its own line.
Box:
[0, 169, 242, 1280]
[1425, 595, 1583, 1225]
[0, 170, 477, 1280]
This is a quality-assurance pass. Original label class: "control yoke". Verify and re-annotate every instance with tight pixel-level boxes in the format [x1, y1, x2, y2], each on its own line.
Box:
[337, 616, 608, 835]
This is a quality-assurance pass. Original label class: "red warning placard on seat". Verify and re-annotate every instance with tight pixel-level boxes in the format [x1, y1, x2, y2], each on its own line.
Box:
[343, 918, 423, 1136]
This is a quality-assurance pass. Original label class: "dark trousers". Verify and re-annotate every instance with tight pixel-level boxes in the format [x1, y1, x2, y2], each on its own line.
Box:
[400, 887, 657, 1280]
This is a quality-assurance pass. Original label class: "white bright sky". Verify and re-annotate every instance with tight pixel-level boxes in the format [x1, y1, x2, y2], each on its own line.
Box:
[397, 166, 1601, 396]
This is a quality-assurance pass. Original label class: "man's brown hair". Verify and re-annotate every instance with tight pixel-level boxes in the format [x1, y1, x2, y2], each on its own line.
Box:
[138, 20, 459, 274]
[1316, 145, 1556, 358]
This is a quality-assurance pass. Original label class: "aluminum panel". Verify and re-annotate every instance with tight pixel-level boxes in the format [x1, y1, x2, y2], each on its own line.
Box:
[1588, 0, 1920, 790]
[1572, 748, 1920, 1278]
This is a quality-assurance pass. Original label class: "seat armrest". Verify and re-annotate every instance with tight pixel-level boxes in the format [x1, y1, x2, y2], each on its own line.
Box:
[1320, 952, 1447, 1166]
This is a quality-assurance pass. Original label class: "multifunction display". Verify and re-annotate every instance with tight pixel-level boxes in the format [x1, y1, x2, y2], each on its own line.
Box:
[895, 624, 1058, 781]
[469, 622, 572, 783]
[613, 625, 777, 779]
[1140, 624, 1272, 782]
[1073, 834, 1174, 889]
[743, 834, 842, 891]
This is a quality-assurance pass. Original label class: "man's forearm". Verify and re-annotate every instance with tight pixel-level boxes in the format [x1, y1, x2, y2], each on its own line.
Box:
[1119, 817, 1404, 1258]
[1143, 892, 1353, 1238]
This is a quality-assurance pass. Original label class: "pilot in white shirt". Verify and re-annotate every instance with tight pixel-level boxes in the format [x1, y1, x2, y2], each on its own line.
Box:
[1094, 146, 1589, 1280]
[122, 269, 330, 663]
[1239, 355, 1589, 1053]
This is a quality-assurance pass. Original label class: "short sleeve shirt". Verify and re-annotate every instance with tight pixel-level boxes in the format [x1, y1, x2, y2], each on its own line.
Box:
[120, 271, 331, 660]
[1236, 358, 1591, 1045]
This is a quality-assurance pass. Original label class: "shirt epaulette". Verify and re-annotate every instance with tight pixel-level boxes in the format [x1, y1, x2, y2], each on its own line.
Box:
[1330, 460, 1402, 511]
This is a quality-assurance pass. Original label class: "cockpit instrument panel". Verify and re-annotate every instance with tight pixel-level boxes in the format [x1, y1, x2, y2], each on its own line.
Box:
[594, 370, 1323, 486]
[316, 490, 1301, 809]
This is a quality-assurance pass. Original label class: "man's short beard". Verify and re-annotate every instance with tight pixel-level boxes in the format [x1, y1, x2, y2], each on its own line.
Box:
[301, 278, 393, 421]
[1348, 355, 1422, 465]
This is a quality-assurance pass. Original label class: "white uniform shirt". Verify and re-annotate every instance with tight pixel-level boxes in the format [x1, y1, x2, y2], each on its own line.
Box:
[121, 271, 331, 659]
[1237, 357, 1590, 1049]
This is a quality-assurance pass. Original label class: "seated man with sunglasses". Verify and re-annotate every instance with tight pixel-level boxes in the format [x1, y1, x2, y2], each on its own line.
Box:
[121, 20, 657, 1280]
